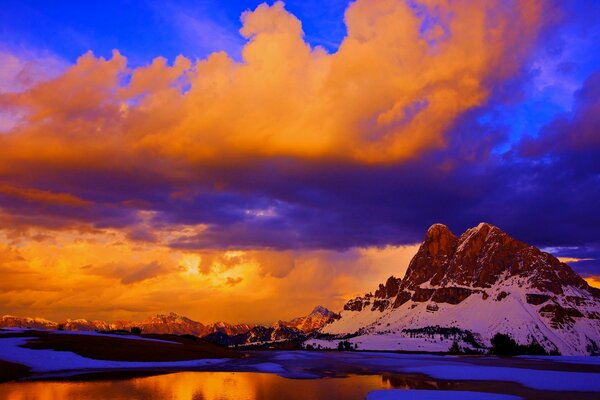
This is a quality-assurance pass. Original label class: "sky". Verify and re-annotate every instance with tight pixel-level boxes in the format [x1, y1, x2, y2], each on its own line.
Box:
[0, 0, 599, 324]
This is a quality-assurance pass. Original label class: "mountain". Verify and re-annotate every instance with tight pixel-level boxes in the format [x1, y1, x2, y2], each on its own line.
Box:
[63, 319, 114, 332]
[0, 306, 337, 346]
[0, 315, 58, 330]
[0, 312, 252, 337]
[129, 313, 209, 336]
[281, 306, 340, 332]
[202, 306, 339, 347]
[210, 321, 255, 336]
[312, 223, 600, 355]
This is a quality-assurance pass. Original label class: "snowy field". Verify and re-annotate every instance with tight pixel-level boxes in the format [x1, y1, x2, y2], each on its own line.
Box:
[366, 391, 522, 400]
[0, 337, 227, 372]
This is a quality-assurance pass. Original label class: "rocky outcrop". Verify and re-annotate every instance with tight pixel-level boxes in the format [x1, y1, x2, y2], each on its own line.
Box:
[431, 287, 474, 305]
[393, 291, 412, 308]
[539, 304, 584, 329]
[496, 291, 509, 301]
[375, 277, 402, 299]
[412, 288, 435, 302]
[526, 294, 551, 305]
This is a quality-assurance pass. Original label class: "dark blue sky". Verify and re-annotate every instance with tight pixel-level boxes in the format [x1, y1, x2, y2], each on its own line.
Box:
[1, 0, 349, 63]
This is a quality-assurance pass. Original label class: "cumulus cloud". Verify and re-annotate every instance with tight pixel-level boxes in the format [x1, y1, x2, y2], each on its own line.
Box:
[0, 48, 67, 93]
[0, 0, 542, 167]
[0, 48, 67, 132]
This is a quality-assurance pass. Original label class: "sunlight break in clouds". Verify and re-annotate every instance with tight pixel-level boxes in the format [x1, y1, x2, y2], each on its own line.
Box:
[0, 226, 418, 322]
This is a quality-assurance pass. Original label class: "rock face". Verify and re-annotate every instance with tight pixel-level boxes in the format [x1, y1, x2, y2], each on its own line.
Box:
[317, 223, 600, 355]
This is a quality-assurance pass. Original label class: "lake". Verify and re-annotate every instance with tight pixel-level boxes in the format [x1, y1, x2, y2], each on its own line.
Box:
[1, 372, 394, 400]
[1, 351, 600, 399]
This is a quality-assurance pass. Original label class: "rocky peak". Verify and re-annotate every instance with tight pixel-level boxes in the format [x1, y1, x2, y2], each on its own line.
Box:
[403, 223, 457, 289]
[411, 222, 595, 296]
[283, 306, 340, 333]
[344, 222, 597, 314]
[310, 306, 334, 317]
[442, 223, 590, 293]
[146, 312, 194, 324]
[442, 222, 519, 287]
[402, 222, 585, 290]
[426, 223, 457, 245]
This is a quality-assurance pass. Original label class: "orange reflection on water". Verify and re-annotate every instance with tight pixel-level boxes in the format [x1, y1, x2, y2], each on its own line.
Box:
[0, 372, 393, 400]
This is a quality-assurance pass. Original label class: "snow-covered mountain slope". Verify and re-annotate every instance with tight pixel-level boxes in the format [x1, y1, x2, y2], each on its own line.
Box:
[314, 223, 600, 355]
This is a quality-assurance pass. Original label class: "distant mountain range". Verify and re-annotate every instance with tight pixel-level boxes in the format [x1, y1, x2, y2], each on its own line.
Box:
[1, 306, 339, 345]
[202, 306, 340, 347]
[310, 223, 600, 355]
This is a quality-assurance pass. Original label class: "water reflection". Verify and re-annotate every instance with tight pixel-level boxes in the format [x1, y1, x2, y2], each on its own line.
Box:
[0, 372, 395, 400]
[382, 373, 456, 390]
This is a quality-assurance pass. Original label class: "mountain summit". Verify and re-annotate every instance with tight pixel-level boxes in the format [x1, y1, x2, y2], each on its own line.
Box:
[316, 223, 600, 355]
[282, 306, 339, 333]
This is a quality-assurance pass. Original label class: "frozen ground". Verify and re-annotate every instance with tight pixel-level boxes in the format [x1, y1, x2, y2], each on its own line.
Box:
[1, 331, 599, 397]
[0, 337, 226, 372]
[519, 355, 600, 365]
[400, 362, 600, 391]
[0, 328, 180, 344]
[366, 390, 522, 400]
[263, 351, 600, 392]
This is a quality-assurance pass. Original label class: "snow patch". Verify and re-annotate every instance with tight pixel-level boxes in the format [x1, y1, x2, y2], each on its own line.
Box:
[0, 337, 225, 372]
[366, 390, 522, 400]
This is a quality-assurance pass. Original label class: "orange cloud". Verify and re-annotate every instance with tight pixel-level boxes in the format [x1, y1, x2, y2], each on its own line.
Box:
[558, 257, 594, 264]
[585, 277, 600, 289]
[0, 0, 543, 173]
